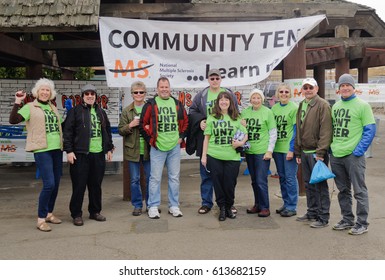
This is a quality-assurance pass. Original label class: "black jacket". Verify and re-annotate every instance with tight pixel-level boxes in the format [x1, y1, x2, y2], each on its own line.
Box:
[63, 103, 114, 154]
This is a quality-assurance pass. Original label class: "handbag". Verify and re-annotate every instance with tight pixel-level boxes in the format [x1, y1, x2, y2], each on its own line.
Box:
[309, 160, 336, 184]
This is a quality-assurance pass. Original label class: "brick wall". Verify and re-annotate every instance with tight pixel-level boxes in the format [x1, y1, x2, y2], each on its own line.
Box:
[1, 79, 257, 128]
[0, 79, 122, 126]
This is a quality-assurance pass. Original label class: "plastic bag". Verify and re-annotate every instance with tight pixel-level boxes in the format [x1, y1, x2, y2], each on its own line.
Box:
[309, 160, 336, 184]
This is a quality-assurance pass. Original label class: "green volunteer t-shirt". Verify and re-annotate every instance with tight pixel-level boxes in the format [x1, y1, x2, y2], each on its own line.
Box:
[18, 102, 61, 153]
[89, 107, 103, 153]
[155, 96, 179, 151]
[204, 114, 247, 161]
[241, 105, 276, 155]
[331, 97, 375, 157]
[206, 88, 225, 116]
[300, 100, 309, 122]
[135, 105, 145, 155]
[271, 101, 298, 153]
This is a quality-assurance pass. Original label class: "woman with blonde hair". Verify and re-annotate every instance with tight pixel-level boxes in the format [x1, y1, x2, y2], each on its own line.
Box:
[9, 78, 63, 232]
[271, 83, 299, 217]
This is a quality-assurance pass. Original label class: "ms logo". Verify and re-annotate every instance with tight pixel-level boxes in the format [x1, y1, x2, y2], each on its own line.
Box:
[110, 59, 154, 78]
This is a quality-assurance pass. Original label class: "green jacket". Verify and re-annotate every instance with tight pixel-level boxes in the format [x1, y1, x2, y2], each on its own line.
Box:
[118, 102, 149, 162]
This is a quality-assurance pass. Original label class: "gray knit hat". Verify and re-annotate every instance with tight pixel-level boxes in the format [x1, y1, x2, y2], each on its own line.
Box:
[338, 74, 355, 89]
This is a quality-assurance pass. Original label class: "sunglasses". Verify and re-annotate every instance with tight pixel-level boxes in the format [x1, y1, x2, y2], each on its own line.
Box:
[302, 86, 314, 90]
[84, 92, 95, 96]
[279, 90, 290, 94]
[132, 91, 146, 95]
[209, 77, 221, 81]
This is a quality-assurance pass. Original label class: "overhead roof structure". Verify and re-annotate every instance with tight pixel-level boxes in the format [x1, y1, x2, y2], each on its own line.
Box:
[0, 0, 385, 76]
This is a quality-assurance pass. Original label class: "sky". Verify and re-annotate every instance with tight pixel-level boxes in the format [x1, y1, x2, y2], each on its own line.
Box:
[348, 0, 385, 22]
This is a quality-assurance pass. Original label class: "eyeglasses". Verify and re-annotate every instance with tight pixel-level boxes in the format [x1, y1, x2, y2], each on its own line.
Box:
[84, 92, 95, 96]
[132, 91, 146, 95]
[209, 77, 221, 81]
[302, 86, 314, 90]
[279, 90, 290, 94]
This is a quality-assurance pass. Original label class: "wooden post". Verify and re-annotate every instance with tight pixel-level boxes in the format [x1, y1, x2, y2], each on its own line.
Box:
[26, 64, 42, 79]
[123, 160, 130, 201]
[122, 159, 147, 202]
[358, 67, 368, 83]
[283, 38, 307, 196]
[283, 39, 306, 80]
[314, 65, 326, 99]
[335, 25, 350, 81]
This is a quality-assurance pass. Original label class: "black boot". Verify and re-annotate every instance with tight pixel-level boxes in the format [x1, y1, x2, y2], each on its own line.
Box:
[226, 208, 236, 219]
[218, 206, 226, 221]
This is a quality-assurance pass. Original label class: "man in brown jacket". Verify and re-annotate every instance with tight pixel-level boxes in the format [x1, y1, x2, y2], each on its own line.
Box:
[294, 78, 332, 228]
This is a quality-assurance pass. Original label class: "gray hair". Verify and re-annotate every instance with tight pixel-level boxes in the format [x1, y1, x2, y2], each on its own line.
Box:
[31, 78, 57, 100]
[131, 81, 147, 93]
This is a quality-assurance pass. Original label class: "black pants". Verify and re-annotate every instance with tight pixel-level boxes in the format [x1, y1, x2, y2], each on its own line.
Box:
[69, 152, 106, 218]
[207, 155, 240, 209]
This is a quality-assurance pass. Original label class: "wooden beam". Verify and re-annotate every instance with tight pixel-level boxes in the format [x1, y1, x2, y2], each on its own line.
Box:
[306, 45, 346, 66]
[306, 37, 385, 49]
[100, 3, 359, 20]
[0, 34, 50, 65]
[352, 52, 385, 68]
[31, 40, 100, 50]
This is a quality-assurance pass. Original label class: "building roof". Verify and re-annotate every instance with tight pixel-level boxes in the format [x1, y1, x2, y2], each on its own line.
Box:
[0, 0, 100, 32]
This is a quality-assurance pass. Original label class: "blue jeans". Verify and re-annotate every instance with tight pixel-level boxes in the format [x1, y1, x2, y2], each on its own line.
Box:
[34, 149, 63, 218]
[245, 154, 270, 210]
[200, 161, 213, 208]
[128, 156, 151, 209]
[273, 152, 299, 211]
[148, 145, 181, 208]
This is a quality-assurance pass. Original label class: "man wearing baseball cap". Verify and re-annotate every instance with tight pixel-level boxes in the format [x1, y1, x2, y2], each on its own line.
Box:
[294, 77, 332, 228]
[330, 73, 376, 235]
[187, 68, 239, 215]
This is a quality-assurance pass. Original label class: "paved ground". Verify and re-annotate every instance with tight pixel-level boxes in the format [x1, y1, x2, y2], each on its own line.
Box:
[0, 115, 384, 260]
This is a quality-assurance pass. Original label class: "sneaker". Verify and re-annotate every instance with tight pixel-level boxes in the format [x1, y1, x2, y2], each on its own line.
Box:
[332, 220, 354, 231]
[280, 209, 297, 217]
[296, 213, 317, 222]
[349, 224, 368, 235]
[310, 220, 329, 228]
[168, 206, 183, 218]
[275, 206, 286, 214]
[146, 207, 162, 214]
[148, 207, 160, 219]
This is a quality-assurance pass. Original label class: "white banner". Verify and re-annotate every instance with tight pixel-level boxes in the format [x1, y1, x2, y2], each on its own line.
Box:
[348, 83, 385, 103]
[99, 15, 326, 88]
